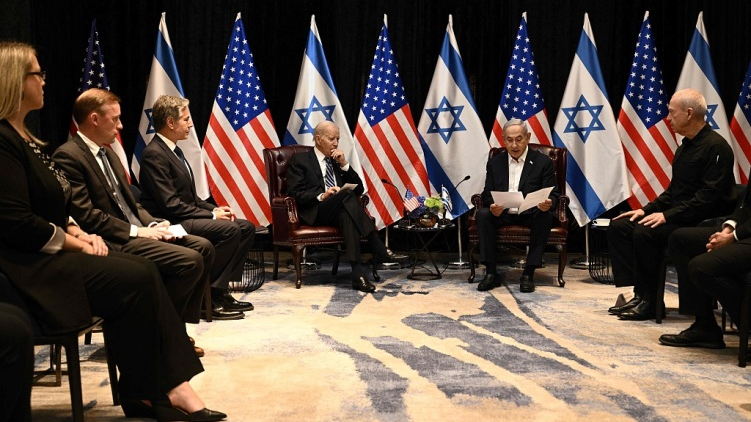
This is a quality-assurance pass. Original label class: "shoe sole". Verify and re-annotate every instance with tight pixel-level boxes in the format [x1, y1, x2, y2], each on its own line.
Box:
[659, 339, 726, 349]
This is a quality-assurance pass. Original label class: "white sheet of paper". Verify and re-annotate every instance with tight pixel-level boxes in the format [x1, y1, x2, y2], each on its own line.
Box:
[168, 224, 188, 238]
[518, 187, 554, 213]
[339, 183, 358, 192]
[491, 191, 523, 208]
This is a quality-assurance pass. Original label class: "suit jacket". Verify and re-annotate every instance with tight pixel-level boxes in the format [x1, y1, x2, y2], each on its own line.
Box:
[53, 135, 154, 245]
[285, 148, 365, 225]
[139, 136, 214, 222]
[480, 148, 559, 213]
[728, 186, 751, 240]
[0, 120, 91, 332]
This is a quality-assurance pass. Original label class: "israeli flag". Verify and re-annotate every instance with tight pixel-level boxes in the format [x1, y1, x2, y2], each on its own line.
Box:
[133, 12, 209, 199]
[283, 15, 363, 182]
[417, 15, 488, 219]
[676, 12, 738, 181]
[552, 13, 629, 226]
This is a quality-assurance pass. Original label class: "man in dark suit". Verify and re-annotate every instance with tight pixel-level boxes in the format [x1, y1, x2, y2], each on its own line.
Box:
[476, 118, 558, 293]
[285, 121, 405, 292]
[53, 89, 240, 332]
[659, 185, 751, 349]
[138, 95, 254, 315]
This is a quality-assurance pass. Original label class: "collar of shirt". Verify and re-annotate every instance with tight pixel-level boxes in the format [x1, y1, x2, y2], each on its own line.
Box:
[157, 133, 179, 153]
[78, 131, 111, 179]
[507, 147, 528, 165]
[314, 148, 329, 180]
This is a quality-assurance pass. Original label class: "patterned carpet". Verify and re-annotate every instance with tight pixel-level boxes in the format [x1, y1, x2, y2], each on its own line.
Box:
[30, 252, 751, 421]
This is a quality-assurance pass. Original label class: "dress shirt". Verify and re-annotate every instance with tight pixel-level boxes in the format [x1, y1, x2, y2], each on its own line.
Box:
[506, 147, 528, 214]
[314, 148, 350, 201]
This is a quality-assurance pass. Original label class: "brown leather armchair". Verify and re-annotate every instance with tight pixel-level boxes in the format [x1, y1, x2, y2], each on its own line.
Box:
[263, 145, 378, 288]
[466, 144, 569, 287]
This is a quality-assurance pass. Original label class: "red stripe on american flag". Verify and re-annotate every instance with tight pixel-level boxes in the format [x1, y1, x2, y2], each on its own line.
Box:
[205, 114, 271, 225]
[619, 111, 671, 189]
[491, 120, 504, 147]
[621, 141, 657, 207]
[355, 125, 399, 226]
[730, 120, 751, 183]
[527, 113, 551, 145]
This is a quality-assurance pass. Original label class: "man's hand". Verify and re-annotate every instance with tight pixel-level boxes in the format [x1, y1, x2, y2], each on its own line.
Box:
[538, 199, 553, 212]
[489, 203, 505, 217]
[638, 212, 666, 228]
[78, 233, 108, 256]
[613, 209, 645, 222]
[707, 229, 734, 251]
[330, 149, 348, 167]
[212, 207, 234, 221]
[152, 220, 171, 229]
[321, 186, 340, 201]
[137, 226, 174, 242]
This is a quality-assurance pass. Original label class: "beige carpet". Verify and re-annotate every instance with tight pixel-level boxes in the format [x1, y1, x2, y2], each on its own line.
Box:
[30, 251, 751, 421]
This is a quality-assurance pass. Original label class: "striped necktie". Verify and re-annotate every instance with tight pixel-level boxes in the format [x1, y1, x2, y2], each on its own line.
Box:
[324, 157, 335, 189]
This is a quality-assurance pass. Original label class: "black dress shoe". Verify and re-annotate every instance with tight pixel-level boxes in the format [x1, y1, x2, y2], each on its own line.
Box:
[618, 300, 662, 321]
[381, 248, 408, 262]
[477, 273, 503, 291]
[122, 399, 155, 418]
[219, 291, 254, 312]
[205, 304, 245, 321]
[659, 323, 726, 349]
[608, 294, 642, 315]
[352, 276, 376, 293]
[519, 274, 535, 293]
[153, 402, 227, 422]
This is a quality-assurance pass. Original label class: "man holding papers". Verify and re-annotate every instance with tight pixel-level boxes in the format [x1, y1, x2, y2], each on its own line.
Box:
[53, 89, 215, 346]
[285, 121, 405, 293]
[476, 119, 558, 293]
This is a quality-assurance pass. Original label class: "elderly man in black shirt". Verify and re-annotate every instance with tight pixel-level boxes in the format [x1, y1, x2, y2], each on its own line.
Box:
[607, 88, 736, 321]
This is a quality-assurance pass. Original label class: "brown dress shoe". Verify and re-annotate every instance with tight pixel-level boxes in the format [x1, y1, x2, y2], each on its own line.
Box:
[194, 345, 205, 358]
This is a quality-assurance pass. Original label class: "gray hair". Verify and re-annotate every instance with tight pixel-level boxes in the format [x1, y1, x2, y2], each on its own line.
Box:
[151, 95, 190, 131]
[672, 89, 707, 118]
[503, 118, 529, 136]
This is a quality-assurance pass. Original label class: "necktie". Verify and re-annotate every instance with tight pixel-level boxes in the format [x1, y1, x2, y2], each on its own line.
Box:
[324, 157, 335, 190]
[174, 146, 194, 181]
[98, 148, 142, 227]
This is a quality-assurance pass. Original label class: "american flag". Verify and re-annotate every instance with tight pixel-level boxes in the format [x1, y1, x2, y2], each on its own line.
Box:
[729, 59, 751, 184]
[202, 13, 280, 226]
[489, 12, 552, 148]
[617, 12, 677, 209]
[69, 19, 130, 182]
[403, 188, 421, 213]
[353, 16, 429, 228]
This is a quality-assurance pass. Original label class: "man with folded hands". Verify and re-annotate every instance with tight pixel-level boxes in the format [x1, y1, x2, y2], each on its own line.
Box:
[53, 88, 216, 355]
[475, 118, 558, 293]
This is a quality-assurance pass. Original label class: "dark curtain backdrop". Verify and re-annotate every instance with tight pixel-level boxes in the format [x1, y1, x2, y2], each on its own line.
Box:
[2, 0, 750, 157]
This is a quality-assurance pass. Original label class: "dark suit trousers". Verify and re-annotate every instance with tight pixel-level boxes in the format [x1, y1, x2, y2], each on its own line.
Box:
[118, 235, 213, 324]
[476, 207, 553, 268]
[669, 226, 751, 322]
[0, 303, 32, 422]
[607, 218, 682, 295]
[79, 251, 202, 401]
[181, 218, 255, 289]
[313, 190, 376, 263]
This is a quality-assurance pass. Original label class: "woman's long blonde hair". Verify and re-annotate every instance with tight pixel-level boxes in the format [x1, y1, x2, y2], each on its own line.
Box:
[0, 41, 42, 144]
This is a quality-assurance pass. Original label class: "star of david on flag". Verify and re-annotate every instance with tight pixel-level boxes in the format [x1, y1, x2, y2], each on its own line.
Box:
[202, 13, 280, 226]
[133, 12, 209, 199]
[552, 13, 629, 226]
[283, 15, 364, 182]
[730, 59, 751, 184]
[69, 19, 130, 182]
[417, 15, 488, 219]
[675, 12, 738, 181]
[353, 15, 430, 229]
[489, 12, 552, 148]
[617, 12, 678, 209]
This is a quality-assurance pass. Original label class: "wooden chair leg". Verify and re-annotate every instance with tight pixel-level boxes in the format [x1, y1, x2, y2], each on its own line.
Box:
[557, 244, 566, 287]
[332, 246, 339, 276]
[655, 257, 668, 324]
[272, 246, 280, 280]
[62, 338, 85, 422]
[203, 276, 212, 323]
[293, 245, 305, 289]
[738, 284, 751, 367]
[467, 241, 477, 283]
[102, 327, 120, 405]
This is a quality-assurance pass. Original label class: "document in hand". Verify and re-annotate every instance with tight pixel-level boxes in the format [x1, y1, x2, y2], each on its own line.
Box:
[167, 224, 188, 238]
[338, 183, 358, 192]
[491, 187, 554, 213]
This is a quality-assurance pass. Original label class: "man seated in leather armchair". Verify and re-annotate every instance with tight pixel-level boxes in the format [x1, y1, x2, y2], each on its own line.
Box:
[284, 121, 405, 293]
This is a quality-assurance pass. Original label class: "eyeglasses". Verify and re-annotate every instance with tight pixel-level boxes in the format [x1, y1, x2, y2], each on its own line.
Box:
[26, 71, 46, 81]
